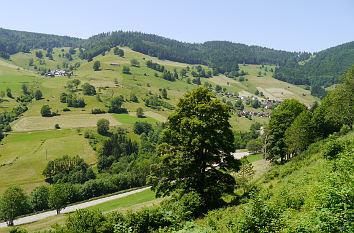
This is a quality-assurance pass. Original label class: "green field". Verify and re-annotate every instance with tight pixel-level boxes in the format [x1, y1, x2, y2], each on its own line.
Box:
[112, 113, 159, 125]
[0, 45, 317, 193]
[0, 189, 158, 233]
[0, 129, 96, 193]
[246, 153, 263, 162]
[88, 189, 158, 212]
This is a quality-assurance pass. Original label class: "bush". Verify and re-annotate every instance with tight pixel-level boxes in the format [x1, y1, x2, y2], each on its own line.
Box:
[41, 105, 52, 117]
[55, 124, 60, 129]
[92, 108, 106, 114]
[63, 108, 70, 112]
[82, 83, 96, 96]
[97, 119, 110, 135]
[133, 122, 152, 135]
[163, 191, 205, 220]
[322, 138, 344, 160]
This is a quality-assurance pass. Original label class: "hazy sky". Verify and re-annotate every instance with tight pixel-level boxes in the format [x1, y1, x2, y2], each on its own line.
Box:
[1, 0, 353, 52]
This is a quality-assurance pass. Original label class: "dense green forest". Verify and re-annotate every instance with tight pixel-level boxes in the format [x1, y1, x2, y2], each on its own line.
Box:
[79, 31, 304, 73]
[0, 28, 80, 59]
[273, 41, 354, 98]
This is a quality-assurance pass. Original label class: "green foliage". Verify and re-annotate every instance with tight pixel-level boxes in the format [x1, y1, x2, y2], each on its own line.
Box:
[234, 158, 255, 193]
[93, 60, 101, 71]
[274, 41, 354, 88]
[113, 47, 124, 57]
[163, 191, 205, 220]
[34, 89, 43, 100]
[136, 107, 144, 118]
[97, 118, 110, 135]
[246, 139, 262, 153]
[42, 155, 95, 184]
[9, 227, 28, 233]
[122, 66, 130, 74]
[144, 95, 174, 110]
[150, 87, 240, 206]
[40, 105, 52, 117]
[133, 122, 152, 135]
[108, 96, 127, 113]
[266, 99, 307, 162]
[130, 58, 140, 67]
[285, 110, 315, 156]
[29, 185, 49, 212]
[65, 209, 111, 233]
[82, 83, 96, 96]
[322, 138, 345, 160]
[0, 186, 30, 226]
[49, 184, 69, 214]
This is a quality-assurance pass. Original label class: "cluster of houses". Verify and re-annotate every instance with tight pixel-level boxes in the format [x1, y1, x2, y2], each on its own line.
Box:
[235, 109, 271, 118]
[44, 70, 70, 77]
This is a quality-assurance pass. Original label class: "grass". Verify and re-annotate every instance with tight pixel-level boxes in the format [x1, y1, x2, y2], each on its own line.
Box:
[12, 113, 120, 132]
[246, 153, 263, 162]
[1, 189, 159, 233]
[112, 113, 159, 125]
[88, 189, 157, 212]
[0, 45, 318, 193]
[0, 129, 96, 193]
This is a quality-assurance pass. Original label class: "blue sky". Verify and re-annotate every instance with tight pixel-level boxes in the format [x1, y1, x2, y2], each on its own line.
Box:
[1, 0, 353, 52]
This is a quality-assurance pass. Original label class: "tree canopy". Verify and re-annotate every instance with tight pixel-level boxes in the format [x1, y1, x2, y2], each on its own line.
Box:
[150, 87, 240, 205]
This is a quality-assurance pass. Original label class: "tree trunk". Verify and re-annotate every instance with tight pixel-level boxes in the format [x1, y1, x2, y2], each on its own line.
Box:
[7, 219, 14, 226]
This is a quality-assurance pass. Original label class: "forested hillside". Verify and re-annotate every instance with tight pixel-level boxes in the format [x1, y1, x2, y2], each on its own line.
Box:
[0, 28, 80, 59]
[79, 31, 303, 72]
[273, 41, 354, 98]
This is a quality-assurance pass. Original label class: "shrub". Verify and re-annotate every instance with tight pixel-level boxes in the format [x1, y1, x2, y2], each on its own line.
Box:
[40, 105, 52, 117]
[92, 108, 106, 114]
[55, 124, 60, 129]
[322, 138, 344, 160]
[97, 119, 110, 135]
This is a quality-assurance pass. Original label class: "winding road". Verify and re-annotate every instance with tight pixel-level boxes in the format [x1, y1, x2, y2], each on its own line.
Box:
[0, 186, 150, 228]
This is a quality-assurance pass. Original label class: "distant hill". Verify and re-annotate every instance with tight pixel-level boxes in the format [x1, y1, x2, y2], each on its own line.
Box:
[80, 31, 303, 72]
[273, 41, 354, 97]
[1, 27, 353, 93]
[0, 28, 80, 59]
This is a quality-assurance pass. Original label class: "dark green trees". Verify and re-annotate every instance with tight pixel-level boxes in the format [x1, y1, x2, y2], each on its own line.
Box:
[150, 87, 240, 205]
[265, 99, 307, 162]
[40, 105, 52, 117]
[108, 96, 127, 113]
[97, 119, 110, 135]
[34, 90, 43, 100]
[82, 83, 96, 96]
[29, 186, 49, 212]
[136, 107, 144, 118]
[93, 61, 101, 71]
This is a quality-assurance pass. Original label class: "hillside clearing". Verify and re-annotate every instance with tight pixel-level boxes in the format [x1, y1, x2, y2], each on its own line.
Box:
[12, 113, 120, 132]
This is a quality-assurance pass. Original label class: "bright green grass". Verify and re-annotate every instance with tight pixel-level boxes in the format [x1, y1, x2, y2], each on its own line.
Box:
[0, 129, 96, 193]
[1, 189, 158, 233]
[88, 189, 156, 212]
[112, 113, 159, 124]
[247, 153, 263, 162]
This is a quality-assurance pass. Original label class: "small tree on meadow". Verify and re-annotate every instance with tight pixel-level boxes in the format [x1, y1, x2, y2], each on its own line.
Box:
[97, 119, 110, 135]
[34, 90, 43, 100]
[122, 66, 130, 74]
[93, 61, 101, 71]
[41, 105, 52, 117]
[136, 107, 144, 118]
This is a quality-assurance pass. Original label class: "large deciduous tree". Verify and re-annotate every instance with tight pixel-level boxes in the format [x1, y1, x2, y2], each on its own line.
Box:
[265, 99, 306, 163]
[150, 87, 240, 206]
[0, 186, 30, 226]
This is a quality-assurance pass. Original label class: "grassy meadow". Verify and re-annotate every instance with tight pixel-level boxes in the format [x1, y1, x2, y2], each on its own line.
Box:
[0, 45, 317, 195]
